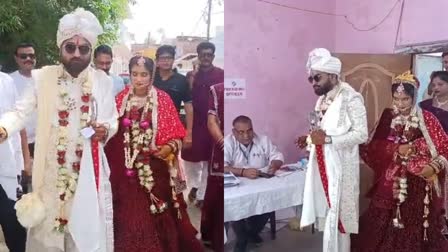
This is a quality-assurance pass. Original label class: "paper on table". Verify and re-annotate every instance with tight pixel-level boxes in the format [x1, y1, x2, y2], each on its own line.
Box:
[274, 164, 303, 177]
[224, 172, 240, 187]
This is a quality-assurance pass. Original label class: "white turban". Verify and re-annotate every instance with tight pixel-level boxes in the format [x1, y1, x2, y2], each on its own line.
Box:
[306, 48, 341, 75]
[56, 8, 103, 48]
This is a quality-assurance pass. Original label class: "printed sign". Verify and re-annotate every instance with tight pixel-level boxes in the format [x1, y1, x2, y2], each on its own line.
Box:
[224, 78, 246, 99]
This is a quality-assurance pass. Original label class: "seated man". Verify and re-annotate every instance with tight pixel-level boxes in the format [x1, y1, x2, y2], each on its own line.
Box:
[224, 115, 284, 252]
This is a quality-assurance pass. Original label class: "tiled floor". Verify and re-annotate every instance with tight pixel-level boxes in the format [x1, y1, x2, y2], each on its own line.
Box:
[224, 222, 323, 252]
[1, 201, 323, 252]
[0, 228, 7, 252]
[0, 199, 208, 252]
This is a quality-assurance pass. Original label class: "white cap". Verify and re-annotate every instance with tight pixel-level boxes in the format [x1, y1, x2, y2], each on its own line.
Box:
[306, 48, 341, 75]
[56, 8, 103, 48]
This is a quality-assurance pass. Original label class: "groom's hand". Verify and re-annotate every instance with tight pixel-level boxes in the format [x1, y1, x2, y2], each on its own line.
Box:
[310, 129, 326, 145]
[0, 127, 7, 143]
[92, 124, 108, 142]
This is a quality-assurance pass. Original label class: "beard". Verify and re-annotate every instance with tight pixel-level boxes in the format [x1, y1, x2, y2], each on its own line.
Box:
[313, 80, 334, 96]
[61, 56, 90, 77]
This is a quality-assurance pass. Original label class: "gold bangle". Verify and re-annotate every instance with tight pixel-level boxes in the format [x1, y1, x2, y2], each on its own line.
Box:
[167, 143, 175, 153]
[167, 141, 178, 153]
[435, 157, 446, 170]
[428, 162, 440, 174]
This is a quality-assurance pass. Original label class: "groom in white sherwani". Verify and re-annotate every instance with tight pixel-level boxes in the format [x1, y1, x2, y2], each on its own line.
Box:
[0, 8, 118, 252]
[298, 48, 368, 252]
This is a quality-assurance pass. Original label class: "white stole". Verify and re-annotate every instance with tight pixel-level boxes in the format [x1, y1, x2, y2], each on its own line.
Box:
[69, 140, 99, 251]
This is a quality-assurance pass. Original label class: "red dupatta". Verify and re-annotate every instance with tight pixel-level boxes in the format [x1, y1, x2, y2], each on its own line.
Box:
[115, 86, 186, 145]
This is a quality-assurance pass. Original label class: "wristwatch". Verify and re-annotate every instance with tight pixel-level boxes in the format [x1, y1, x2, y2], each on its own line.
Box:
[324, 136, 332, 144]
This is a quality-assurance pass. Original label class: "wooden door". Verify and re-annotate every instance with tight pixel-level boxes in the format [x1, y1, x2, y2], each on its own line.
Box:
[334, 53, 412, 213]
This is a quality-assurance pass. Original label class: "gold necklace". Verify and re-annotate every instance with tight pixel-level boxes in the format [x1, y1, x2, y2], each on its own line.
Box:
[130, 96, 148, 108]
[435, 96, 448, 107]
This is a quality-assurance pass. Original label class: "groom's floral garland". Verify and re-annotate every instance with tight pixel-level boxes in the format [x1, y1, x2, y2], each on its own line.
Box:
[54, 73, 92, 232]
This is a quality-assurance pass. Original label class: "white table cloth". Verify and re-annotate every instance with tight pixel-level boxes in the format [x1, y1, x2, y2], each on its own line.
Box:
[224, 170, 306, 222]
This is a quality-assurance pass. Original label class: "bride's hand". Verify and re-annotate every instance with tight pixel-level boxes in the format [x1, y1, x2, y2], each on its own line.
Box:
[153, 145, 172, 159]
[416, 164, 435, 179]
[295, 136, 308, 149]
[398, 144, 415, 156]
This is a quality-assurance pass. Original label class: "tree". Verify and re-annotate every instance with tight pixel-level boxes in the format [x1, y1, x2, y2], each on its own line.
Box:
[0, 0, 132, 72]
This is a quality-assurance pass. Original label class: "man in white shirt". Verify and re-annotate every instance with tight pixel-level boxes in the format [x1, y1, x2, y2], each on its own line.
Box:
[10, 42, 37, 160]
[0, 71, 26, 252]
[93, 44, 125, 96]
[224, 115, 284, 252]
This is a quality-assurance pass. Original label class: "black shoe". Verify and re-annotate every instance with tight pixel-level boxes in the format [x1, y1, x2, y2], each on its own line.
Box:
[188, 188, 197, 202]
[202, 239, 212, 248]
[195, 199, 204, 208]
[249, 234, 263, 246]
[234, 240, 248, 252]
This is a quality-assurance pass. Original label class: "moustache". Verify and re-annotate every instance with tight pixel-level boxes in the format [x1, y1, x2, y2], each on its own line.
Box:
[70, 58, 83, 62]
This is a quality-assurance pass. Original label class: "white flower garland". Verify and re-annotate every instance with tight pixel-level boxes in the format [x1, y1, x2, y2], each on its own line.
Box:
[391, 106, 419, 133]
[122, 87, 180, 215]
[54, 73, 92, 232]
[391, 107, 420, 229]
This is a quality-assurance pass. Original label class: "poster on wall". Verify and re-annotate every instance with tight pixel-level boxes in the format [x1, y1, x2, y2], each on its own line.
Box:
[224, 78, 246, 99]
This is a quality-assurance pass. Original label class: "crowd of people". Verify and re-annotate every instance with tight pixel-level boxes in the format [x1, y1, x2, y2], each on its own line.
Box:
[0, 8, 224, 252]
[2, 6, 448, 252]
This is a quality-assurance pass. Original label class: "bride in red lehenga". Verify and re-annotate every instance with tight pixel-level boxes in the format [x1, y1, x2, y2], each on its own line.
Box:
[104, 56, 204, 252]
[351, 71, 448, 252]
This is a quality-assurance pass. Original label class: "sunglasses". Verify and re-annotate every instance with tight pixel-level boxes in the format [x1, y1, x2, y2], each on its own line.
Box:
[199, 52, 214, 58]
[157, 55, 174, 61]
[308, 74, 322, 83]
[17, 53, 36, 60]
[64, 43, 91, 55]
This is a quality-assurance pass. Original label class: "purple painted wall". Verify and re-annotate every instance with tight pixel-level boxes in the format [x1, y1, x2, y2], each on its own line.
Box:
[334, 0, 448, 53]
[225, 0, 335, 162]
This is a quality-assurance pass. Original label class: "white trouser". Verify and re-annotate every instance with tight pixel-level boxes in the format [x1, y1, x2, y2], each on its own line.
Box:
[337, 233, 350, 252]
[183, 160, 208, 200]
[26, 232, 79, 252]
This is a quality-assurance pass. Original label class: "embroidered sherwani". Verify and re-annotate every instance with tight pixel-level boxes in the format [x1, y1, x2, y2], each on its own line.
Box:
[0, 65, 118, 252]
[300, 82, 368, 252]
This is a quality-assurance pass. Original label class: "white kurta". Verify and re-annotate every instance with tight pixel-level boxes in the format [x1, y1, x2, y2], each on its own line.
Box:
[10, 70, 37, 144]
[0, 65, 118, 252]
[0, 72, 23, 200]
[224, 134, 284, 169]
[300, 82, 368, 252]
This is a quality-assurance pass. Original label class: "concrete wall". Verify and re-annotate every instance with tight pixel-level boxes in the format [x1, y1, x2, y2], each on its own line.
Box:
[334, 0, 448, 53]
[225, 0, 335, 162]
